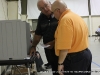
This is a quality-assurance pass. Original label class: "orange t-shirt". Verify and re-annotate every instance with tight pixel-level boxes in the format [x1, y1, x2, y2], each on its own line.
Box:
[55, 9, 89, 56]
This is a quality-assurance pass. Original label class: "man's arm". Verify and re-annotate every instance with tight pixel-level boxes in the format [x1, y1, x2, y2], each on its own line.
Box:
[57, 50, 68, 75]
[32, 34, 42, 47]
[30, 34, 42, 55]
[58, 50, 68, 64]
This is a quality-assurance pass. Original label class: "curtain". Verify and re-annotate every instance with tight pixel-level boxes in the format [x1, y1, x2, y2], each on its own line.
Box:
[27, 0, 40, 19]
[91, 0, 100, 15]
[27, 0, 89, 19]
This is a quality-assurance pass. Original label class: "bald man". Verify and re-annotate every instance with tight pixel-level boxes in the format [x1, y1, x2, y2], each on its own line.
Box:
[30, 0, 58, 75]
[51, 0, 92, 75]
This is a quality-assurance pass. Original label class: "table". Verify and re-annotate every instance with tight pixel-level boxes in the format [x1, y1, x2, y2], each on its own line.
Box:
[0, 59, 34, 75]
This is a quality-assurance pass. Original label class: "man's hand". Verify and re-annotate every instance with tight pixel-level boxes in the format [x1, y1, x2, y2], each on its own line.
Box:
[58, 65, 64, 75]
[30, 47, 36, 56]
[30, 34, 42, 55]
[36, 53, 40, 59]
[45, 40, 55, 49]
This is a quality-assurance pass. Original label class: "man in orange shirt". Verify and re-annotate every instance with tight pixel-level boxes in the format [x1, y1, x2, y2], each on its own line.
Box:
[51, 0, 92, 75]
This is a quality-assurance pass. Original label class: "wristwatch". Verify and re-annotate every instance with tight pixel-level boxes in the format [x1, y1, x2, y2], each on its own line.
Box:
[58, 63, 63, 65]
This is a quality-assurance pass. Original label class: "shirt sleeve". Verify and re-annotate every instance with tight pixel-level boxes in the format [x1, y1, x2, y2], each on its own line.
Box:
[97, 28, 100, 32]
[56, 18, 73, 50]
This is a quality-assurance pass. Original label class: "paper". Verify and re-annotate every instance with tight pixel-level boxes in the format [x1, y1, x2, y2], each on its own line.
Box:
[40, 44, 50, 48]
[24, 56, 30, 59]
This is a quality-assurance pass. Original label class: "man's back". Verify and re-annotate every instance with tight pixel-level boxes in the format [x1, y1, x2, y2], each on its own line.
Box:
[65, 10, 89, 53]
[55, 10, 89, 55]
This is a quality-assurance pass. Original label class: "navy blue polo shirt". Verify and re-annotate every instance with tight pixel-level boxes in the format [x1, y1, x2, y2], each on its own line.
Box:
[35, 13, 58, 44]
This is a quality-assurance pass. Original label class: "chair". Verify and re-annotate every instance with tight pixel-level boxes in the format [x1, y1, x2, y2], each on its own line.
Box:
[94, 32, 100, 41]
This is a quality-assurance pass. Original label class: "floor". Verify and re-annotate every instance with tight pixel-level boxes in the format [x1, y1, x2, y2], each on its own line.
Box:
[35, 37, 100, 75]
[89, 37, 100, 75]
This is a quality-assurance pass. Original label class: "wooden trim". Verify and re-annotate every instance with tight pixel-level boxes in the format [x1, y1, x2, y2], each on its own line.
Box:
[6, 0, 18, 1]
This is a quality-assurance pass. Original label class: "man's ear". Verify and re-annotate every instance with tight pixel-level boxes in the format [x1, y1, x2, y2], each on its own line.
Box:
[57, 8, 60, 13]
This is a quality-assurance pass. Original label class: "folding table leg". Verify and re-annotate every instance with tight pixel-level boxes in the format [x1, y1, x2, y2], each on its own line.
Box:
[15, 65, 22, 75]
[4, 66, 7, 75]
[28, 68, 31, 75]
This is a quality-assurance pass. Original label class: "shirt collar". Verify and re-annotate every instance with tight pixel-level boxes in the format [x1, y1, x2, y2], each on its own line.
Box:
[59, 9, 70, 22]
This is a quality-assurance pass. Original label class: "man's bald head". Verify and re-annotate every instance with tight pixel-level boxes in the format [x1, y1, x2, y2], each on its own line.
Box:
[51, 0, 67, 20]
[37, 0, 49, 9]
[51, 0, 67, 13]
[37, 0, 52, 17]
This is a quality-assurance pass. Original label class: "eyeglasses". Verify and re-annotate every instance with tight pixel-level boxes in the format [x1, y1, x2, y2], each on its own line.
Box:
[40, 4, 49, 11]
[53, 8, 60, 13]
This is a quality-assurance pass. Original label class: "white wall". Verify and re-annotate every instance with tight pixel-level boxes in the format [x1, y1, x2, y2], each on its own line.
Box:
[8, 1, 18, 20]
[82, 16, 100, 35]
[82, 17, 90, 35]
[0, 1, 18, 20]
[81, 16, 100, 35]
[0, 0, 7, 20]
[91, 16, 100, 35]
